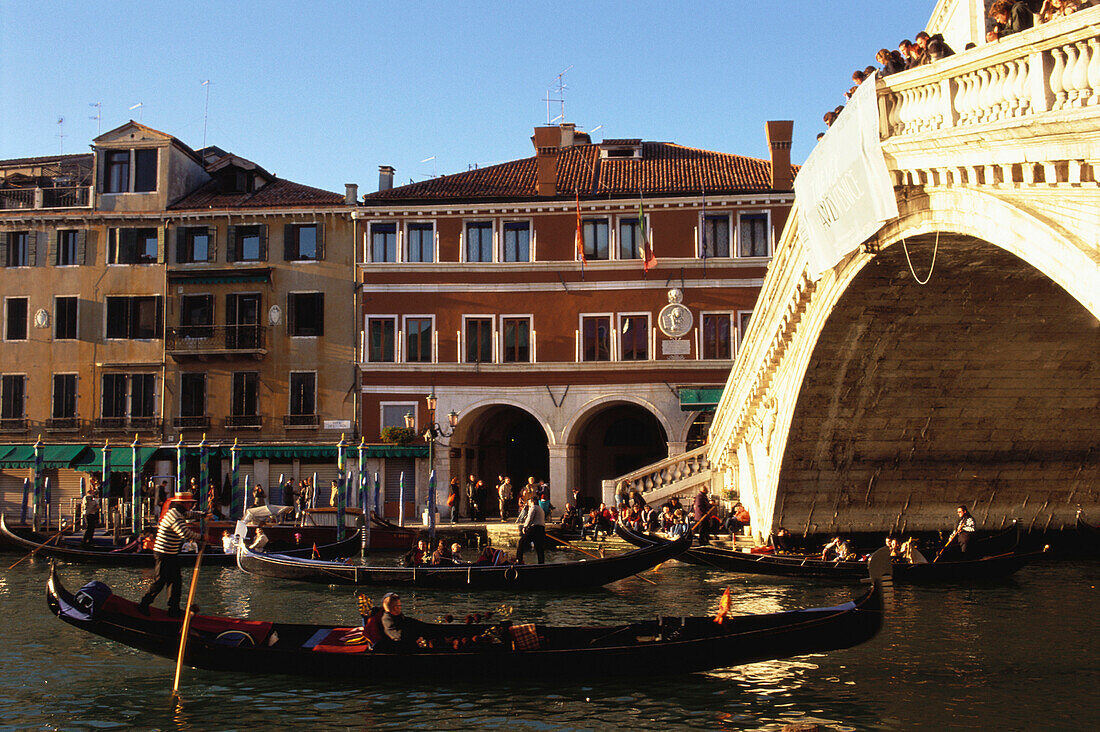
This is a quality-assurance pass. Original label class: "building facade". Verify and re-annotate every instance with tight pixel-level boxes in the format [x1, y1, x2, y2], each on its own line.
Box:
[356, 122, 795, 516]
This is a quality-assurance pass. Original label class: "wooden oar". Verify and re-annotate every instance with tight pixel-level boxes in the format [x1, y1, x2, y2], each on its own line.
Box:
[932, 531, 956, 563]
[171, 542, 205, 698]
[8, 523, 68, 570]
[690, 506, 716, 534]
[545, 531, 658, 585]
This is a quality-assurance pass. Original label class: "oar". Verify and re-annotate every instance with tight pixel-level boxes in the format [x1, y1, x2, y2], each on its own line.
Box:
[690, 506, 716, 534]
[8, 523, 68, 570]
[545, 531, 658, 585]
[171, 541, 205, 697]
[932, 531, 956, 563]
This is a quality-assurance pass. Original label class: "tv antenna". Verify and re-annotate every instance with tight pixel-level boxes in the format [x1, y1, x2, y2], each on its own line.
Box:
[128, 102, 144, 122]
[543, 65, 573, 124]
[420, 155, 437, 178]
[89, 102, 102, 136]
[57, 117, 66, 154]
[200, 80, 211, 155]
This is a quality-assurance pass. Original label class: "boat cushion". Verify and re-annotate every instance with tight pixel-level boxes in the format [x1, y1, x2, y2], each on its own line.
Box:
[306, 627, 373, 653]
[509, 623, 540, 651]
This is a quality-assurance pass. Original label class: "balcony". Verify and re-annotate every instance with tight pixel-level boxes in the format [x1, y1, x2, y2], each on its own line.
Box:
[45, 417, 80, 432]
[0, 186, 92, 210]
[283, 414, 320, 429]
[166, 325, 267, 359]
[225, 415, 263, 430]
[0, 417, 28, 432]
[94, 417, 161, 433]
[174, 416, 211, 431]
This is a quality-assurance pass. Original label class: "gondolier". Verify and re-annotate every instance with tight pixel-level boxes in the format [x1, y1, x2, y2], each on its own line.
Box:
[517, 495, 546, 564]
[138, 491, 201, 617]
[950, 505, 976, 554]
[80, 487, 99, 546]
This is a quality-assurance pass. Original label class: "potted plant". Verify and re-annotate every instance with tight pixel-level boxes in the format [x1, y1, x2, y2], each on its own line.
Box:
[380, 426, 416, 445]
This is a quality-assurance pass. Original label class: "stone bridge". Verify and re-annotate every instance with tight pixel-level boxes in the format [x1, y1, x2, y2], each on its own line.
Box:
[707, 8, 1100, 540]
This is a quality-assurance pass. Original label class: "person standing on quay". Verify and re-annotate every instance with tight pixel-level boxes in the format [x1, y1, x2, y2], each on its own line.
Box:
[448, 477, 460, 524]
[138, 491, 202, 617]
[498, 476, 513, 521]
[80, 484, 100, 546]
[694, 485, 715, 546]
[465, 474, 478, 521]
[517, 495, 546, 564]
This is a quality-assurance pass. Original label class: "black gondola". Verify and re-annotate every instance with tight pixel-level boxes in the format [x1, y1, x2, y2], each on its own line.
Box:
[46, 553, 889, 679]
[235, 532, 693, 590]
[617, 524, 1044, 582]
[1, 514, 361, 567]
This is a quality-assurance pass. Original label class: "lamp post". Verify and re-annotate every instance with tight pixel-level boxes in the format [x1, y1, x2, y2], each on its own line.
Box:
[336, 433, 348, 541]
[130, 434, 140, 535]
[32, 434, 44, 531]
[405, 392, 458, 539]
[197, 433, 209, 514]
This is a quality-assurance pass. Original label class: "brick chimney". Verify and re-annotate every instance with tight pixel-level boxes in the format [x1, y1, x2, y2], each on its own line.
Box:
[344, 183, 358, 204]
[765, 121, 794, 190]
[378, 165, 395, 192]
[532, 126, 564, 197]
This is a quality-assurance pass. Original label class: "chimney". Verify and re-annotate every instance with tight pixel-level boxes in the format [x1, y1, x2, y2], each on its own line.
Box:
[531, 126, 564, 197]
[378, 165, 395, 192]
[344, 183, 358, 204]
[765, 121, 794, 190]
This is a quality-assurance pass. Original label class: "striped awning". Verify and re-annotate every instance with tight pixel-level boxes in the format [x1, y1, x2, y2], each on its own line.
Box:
[72, 447, 159, 472]
[0, 444, 90, 469]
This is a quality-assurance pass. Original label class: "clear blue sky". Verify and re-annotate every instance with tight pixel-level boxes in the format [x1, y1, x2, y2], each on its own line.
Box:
[1, 1, 934, 193]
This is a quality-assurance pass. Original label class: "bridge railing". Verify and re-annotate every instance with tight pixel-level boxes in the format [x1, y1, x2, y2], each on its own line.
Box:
[614, 444, 713, 500]
[879, 8, 1100, 141]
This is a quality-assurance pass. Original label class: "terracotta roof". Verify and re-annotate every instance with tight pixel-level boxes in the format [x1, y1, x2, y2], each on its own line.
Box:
[169, 176, 345, 210]
[0, 153, 93, 169]
[363, 142, 797, 203]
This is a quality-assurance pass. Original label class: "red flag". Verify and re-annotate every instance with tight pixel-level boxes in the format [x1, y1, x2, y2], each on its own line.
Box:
[640, 197, 656, 274]
[312, 542, 319, 559]
[575, 193, 586, 266]
[713, 587, 731, 624]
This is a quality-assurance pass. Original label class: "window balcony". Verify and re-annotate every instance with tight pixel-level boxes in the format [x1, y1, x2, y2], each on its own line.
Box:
[166, 325, 267, 359]
[174, 416, 210, 430]
[94, 417, 160, 432]
[225, 415, 263, 430]
[283, 414, 320, 429]
[45, 417, 81, 432]
[0, 186, 92, 210]
[0, 417, 28, 432]
[94, 417, 128, 431]
[127, 416, 162, 432]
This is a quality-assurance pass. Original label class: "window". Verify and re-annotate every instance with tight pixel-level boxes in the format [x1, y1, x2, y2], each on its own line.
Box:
[703, 214, 731, 258]
[382, 403, 415, 429]
[371, 222, 397, 262]
[405, 317, 432, 363]
[56, 230, 80, 266]
[176, 227, 212, 264]
[289, 372, 316, 416]
[581, 316, 611, 362]
[130, 374, 156, 419]
[502, 222, 530, 262]
[133, 149, 158, 192]
[179, 294, 213, 336]
[107, 228, 159, 264]
[465, 221, 493, 262]
[180, 373, 206, 418]
[367, 318, 395, 362]
[288, 292, 324, 337]
[52, 374, 77, 419]
[104, 150, 129, 193]
[1, 375, 25, 420]
[55, 297, 78, 340]
[3, 231, 29, 267]
[582, 219, 609, 260]
[502, 317, 530, 363]
[738, 213, 770, 257]
[285, 223, 321, 261]
[620, 315, 649, 361]
[465, 317, 492, 363]
[105, 296, 162, 340]
[229, 224, 266, 262]
[739, 311, 753, 340]
[619, 218, 641, 260]
[100, 374, 127, 419]
[226, 293, 261, 349]
[5, 298, 27, 341]
[702, 313, 733, 360]
[406, 223, 433, 263]
[231, 372, 259, 417]
[98, 373, 155, 421]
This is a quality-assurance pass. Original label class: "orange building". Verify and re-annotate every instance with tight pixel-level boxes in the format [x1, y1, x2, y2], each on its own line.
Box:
[356, 122, 795, 516]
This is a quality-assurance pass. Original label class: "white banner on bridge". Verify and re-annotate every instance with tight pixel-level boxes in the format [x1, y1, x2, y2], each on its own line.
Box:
[795, 76, 898, 280]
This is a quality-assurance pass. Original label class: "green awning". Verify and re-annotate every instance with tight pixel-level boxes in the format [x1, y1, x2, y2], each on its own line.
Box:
[73, 447, 159, 473]
[0, 446, 15, 463]
[0, 444, 90, 469]
[679, 388, 724, 411]
[0, 446, 34, 468]
[239, 445, 428, 460]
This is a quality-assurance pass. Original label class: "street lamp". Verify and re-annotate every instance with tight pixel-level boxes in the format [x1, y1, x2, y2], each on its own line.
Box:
[407, 393, 458, 537]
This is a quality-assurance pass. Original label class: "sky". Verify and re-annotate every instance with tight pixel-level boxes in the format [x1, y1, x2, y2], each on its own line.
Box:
[1, 1, 935, 193]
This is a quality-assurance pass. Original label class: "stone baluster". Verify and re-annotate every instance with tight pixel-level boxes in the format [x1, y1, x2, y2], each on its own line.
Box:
[954, 73, 972, 125]
[1063, 43, 1081, 106]
[1014, 58, 1031, 115]
[1070, 41, 1091, 107]
[974, 68, 991, 122]
[1050, 45, 1068, 109]
[896, 89, 911, 134]
[926, 83, 941, 129]
[1002, 61, 1019, 118]
[1088, 38, 1100, 106]
[996, 62, 1013, 120]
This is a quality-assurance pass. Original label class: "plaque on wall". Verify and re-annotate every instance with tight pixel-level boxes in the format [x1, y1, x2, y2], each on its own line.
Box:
[662, 339, 691, 356]
[657, 288, 693, 338]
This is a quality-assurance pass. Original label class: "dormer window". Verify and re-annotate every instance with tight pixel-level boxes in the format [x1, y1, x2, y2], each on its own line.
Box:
[102, 148, 158, 193]
[599, 140, 643, 159]
[220, 169, 254, 194]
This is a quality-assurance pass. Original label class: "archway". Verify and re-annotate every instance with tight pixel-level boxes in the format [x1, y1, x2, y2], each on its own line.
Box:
[460, 405, 548, 517]
[573, 403, 668, 504]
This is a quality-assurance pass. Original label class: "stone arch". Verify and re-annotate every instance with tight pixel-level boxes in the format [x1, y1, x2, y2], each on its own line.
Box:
[451, 398, 555, 447]
[561, 393, 674, 447]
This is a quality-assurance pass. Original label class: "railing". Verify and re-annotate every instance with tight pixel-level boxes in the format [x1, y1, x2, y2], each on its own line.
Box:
[614, 444, 713, 498]
[0, 186, 92, 210]
[94, 417, 161, 431]
[225, 415, 263, 430]
[166, 325, 267, 354]
[174, 416, 210, 430]
[0, 417, 28, 432]
[880, 8, 1100, 140]
[45, 417, 80, 431]
[283, 414, 319, 429]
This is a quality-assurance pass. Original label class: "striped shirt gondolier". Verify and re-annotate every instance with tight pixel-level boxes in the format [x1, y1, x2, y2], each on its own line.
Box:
[153, 507, 199, 554]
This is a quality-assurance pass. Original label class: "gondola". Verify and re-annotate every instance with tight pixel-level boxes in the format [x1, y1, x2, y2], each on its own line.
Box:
[235, 532, 693, 590]
[0, 514, 361, 567]
[46, 552, 889, 679]
[617, 524, 1044, 582]
[1073, 514, 1100, 558]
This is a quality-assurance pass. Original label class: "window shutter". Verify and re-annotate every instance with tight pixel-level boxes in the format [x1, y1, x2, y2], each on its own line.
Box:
[156, 227, 166, 264]
[316, 222, 325, 260]
[258, 224, 268, 261]
[226, 225, 237, 262]
[156, 296, 164, 337]
[287, 293, 297, 335]
[37, 231, 47, 266]
[316, 293, 325, 337]
[283, 223, 294, 261]
[206, 226, 217, 262]
[175, 227, 187, 263]
[27, 230, 37, 266]
[226, 294, 237, 326]
[49, 230, 58, 265]
[78, 230, 89, 265]
[0, 232, 8, 267]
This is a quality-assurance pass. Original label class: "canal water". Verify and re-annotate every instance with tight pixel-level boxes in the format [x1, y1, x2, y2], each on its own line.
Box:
[0, 552, 1096, 731]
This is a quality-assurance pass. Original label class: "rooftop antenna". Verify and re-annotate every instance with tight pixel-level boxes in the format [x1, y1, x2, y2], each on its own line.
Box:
[89, 102, 102, 136]
[200, 80, 211, 155]
[543, 65, 573, 124]
[128, 102, 144, 122]
[56, 117, 66, 154]
[420, 155, 437, 178]
[588, 124, 603, 139]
